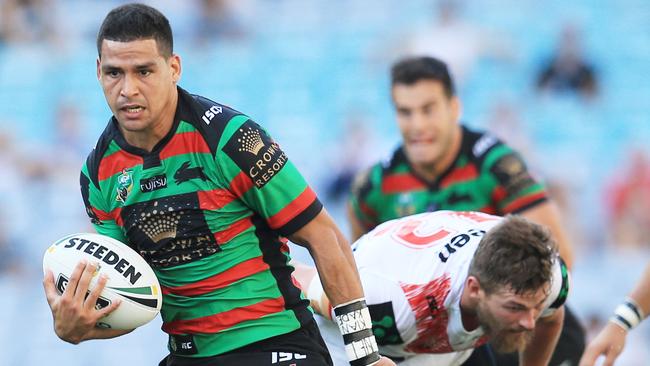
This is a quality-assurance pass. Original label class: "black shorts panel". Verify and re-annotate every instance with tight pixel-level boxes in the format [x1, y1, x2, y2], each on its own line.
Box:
[159, 321, 333, 366]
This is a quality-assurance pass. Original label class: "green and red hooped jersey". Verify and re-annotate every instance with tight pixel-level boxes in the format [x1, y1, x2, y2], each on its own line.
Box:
[80, 87, 320, 357]
[350, 126, 548, 231]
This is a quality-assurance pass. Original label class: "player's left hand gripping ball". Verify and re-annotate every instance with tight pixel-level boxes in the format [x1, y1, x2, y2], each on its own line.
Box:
[43, 232, 162, 329]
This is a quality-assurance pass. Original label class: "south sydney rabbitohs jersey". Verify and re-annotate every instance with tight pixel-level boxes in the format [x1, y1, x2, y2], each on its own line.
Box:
[350, 126, 548, 231]
[80, 87, 321, 357]
[350, 210, 568, 360]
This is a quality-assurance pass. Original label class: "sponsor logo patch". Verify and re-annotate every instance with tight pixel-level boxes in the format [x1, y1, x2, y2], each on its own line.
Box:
[201, 105, 223, 125]
[140, 174, 167, 193]
[169, 334, 198, 355]
[271, 352, 307, 364]
[396, 193, 417, 217]
[472, 134, 498, 157]
[122, 195, 219, 267]
[223, 120, 288, 188]
[490, 153, 536, 195]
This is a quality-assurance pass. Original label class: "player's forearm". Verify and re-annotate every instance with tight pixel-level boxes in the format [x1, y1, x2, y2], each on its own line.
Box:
[61, 327, 133, 344]
[628, 262, 650, 320]
[291, 210, 383, 365]
[291, 209, 364, 305]
[519, 308, 564, 366]
[347, 203, 368, 242]
[308, 231, 364, 306]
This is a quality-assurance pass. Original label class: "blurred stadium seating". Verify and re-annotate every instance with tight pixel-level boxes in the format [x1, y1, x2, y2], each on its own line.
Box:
[0, 0, 649, 364]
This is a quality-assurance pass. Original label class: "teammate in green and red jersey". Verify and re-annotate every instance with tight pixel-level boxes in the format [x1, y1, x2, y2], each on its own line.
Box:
[348, 56, 584, 366]
[42, 4, 394, 366]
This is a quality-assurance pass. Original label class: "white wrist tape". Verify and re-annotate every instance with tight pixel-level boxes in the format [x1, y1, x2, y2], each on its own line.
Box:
[610, 297, 645, 331]
[333, 299, 381, 366]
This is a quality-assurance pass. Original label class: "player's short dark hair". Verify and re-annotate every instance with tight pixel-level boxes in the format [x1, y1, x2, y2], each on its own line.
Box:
[468, 215, 556, 296]
[390, 56, 455, 97]
[97, 3, 173, 58]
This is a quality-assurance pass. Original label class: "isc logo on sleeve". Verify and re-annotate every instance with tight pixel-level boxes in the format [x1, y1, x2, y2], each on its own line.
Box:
[202, 105, 223, 125]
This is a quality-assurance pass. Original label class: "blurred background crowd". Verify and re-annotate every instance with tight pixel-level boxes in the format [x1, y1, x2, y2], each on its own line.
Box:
[0, 0, 648, 364]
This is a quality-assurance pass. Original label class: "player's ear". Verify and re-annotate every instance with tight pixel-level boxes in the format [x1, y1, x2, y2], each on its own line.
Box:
[465, 275, 483, 300]
[96, 57, 101, 80]
[450, 95, 461, 121]
[169, 54, 181, 84]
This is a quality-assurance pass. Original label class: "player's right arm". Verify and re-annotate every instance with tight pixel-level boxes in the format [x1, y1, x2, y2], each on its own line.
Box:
[579, 262, 650, 366]
[484, 144, 575, 269]
[42, 260, 130, 344]
[347, 203, 369, 243]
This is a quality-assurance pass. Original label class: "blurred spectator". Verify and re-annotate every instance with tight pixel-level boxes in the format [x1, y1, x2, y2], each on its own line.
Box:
[545, 179, 591, 255]
[483, 99, 590, 253]
[0, 0, 58, 46]
[51, 100, 87, 167]
[484, 99, 534, 158]
[324, 112, 378, 204]
[0, 131, 20, 185]
[50, 100, 91, 230]
[0, 212, 23, 277]
[535, 23, 599, 100]
[191, 0, 248, 46]
[0, 134, 25, 276]
[401, 0, 513, 85]
[604, 149, 650, 249]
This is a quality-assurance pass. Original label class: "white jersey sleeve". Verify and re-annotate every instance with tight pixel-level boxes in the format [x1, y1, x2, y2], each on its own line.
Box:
[314, 210, 564, 365]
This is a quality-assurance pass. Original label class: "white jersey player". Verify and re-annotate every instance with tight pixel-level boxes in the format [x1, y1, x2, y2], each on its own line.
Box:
[293, 211, 569, 366]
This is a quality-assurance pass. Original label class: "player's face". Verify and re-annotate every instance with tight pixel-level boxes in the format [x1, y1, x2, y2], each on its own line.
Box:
[476, 286, 548, 353]
[392, 79, 461, 171]
[97, 39, 181, 137]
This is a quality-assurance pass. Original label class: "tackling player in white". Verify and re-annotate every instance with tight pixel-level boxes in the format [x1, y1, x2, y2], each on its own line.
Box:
[294, 210, 569, 366]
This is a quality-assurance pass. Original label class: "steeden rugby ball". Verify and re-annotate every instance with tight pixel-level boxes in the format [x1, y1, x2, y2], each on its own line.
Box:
[43, 232, 162, 329]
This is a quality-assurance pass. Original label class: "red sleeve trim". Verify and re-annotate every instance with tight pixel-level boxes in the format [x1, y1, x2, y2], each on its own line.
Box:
[267, 187, 317, 230]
